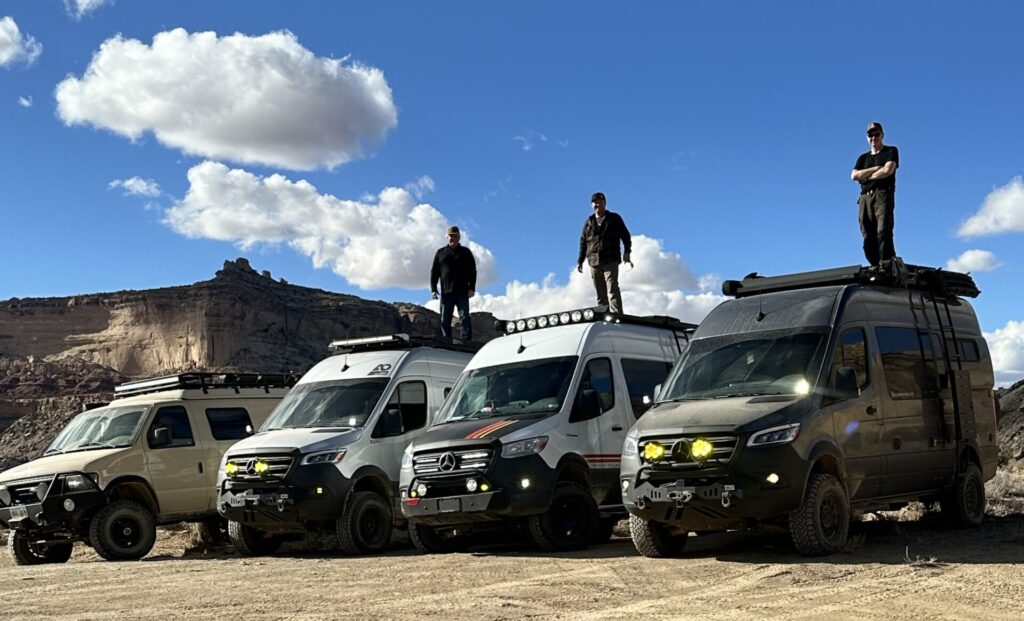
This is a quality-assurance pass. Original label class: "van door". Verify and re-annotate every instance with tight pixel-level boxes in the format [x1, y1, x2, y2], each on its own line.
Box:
[568, 357, 621, 503]
[144, 404, 209, 516]
[825, 327, 884, 500]
[373, 379, 430, 486]
[199, 406, 257, 510]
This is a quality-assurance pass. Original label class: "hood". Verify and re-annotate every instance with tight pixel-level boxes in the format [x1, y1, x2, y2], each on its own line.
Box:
[637, 395, 808, 436]
[226, 427, 363, 455]
[0, 448, 127, 483]
[414, 416, 552, 451]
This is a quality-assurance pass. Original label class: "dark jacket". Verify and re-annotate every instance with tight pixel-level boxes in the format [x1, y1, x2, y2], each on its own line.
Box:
[578, 211, 632, 268]
[431, 244, 477, 296]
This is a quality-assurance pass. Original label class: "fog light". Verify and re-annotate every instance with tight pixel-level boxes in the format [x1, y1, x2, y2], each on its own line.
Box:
[63, 499, 75, 512]
[480, 483, 490, 492]
[254, 461, 270, 474]
[690, 438, 714, 461]
[316, 487, 324, 495]
[416, 483, 428, 497]
[401, 489, 407, 499]
[466, 479, 478, 493]
[766, 473, 780, 485]
[621, 480, 630, 492]
[643, 442, 666, 462]
[520, 478, 531, 489]
[225, 462, 239, 475]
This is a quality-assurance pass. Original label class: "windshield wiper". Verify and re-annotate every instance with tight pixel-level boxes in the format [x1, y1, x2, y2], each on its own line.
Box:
[66, 442, 118, 452]
[44, 448, 63, 455]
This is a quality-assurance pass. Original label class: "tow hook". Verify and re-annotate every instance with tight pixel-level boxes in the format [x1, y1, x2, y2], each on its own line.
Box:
[276, 498, 287, 512]
[668, 490, 694, 508]
[721, 491, 733, 509]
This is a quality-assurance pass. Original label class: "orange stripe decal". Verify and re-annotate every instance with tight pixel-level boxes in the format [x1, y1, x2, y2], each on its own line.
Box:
[466, 419, 515, 439]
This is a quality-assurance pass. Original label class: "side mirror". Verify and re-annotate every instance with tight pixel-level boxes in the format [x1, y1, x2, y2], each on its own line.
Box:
[570, 388, 602, 423]
[381, 408, 405, 437]
[835, 367, 859, 400]
[150, 426, 172, 448]
[653, 383, 663, 400]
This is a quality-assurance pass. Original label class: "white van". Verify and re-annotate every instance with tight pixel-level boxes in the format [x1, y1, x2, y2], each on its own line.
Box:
[216, 335, 474, 556]
[399, 308, 694, 552]
[0, 373, 294, 564]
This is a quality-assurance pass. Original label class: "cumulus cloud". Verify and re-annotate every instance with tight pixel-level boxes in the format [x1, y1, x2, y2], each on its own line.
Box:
[958, 177, 1024, 238]
[18, 95, 32, 108]
[946, 249, 999, 273]
[0, 17, 42, 68]
[56, 28, 397, 170]
[165, 161, 496, 290]
[109, 176, 161, 197]
[984, 321, 1024, 387]
[64, 0, 113, 19]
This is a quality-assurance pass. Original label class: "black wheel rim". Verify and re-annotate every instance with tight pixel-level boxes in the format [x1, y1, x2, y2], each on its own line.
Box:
[965, 476, 983, 519]
[110, 514, 143, 551]
[358, 506, 387, 547]
[819, 491, 843, 543]
[549, 497, 590, 545]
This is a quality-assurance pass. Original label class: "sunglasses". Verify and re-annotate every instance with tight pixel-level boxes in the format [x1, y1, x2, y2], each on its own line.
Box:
[867, 131, 882, 138]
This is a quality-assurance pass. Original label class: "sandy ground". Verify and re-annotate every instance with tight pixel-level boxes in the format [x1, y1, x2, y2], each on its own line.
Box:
[3, 515, 1024, 621]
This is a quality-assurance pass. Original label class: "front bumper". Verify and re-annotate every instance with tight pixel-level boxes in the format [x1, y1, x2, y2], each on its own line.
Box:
[401, 454, 555, 526]
[0, 474, 106, 534]
[217, 464, 353, 533]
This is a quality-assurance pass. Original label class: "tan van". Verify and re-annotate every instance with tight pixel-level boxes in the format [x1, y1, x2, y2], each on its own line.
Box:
[0, 372, 295, 564]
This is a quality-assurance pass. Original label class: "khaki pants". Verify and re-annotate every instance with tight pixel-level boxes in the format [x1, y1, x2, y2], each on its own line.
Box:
[591, 263, 623, 314]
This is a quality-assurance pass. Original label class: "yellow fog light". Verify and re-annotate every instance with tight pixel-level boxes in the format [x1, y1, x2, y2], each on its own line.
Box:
[224, 462, 238, 475]
[254, 461, 270, 474]
[643, 442, 666, 462]
[480, 483, 490, 492]
[690, 438, 714, 461]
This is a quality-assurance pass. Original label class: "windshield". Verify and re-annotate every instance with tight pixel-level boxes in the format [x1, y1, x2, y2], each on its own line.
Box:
[436, 356, 578, 423]
[45, 406, 147, 454]
[262, 379, 388, 430]
[661, 330, 828, 401]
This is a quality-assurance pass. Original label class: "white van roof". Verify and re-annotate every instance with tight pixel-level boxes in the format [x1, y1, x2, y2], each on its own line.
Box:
[298, 347, 472, 385]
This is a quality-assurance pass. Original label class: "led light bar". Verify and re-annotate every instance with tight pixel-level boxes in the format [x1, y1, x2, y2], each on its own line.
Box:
[499, 307, 599, 335]
[328, 334, 411, 351]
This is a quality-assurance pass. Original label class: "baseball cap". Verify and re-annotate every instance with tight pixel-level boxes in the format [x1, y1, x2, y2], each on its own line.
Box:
[866, 122, 884, 135]
[591, 192, 606, 202]
[447, 225, 461, 235]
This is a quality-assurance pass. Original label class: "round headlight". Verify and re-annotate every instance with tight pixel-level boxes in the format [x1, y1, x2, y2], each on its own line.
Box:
[571, 310, 583, 322]
[63, 499, 76, 512]
[537, 316, 548, 328]
[559, 313, 570, 324]
[548, 314, 559, 326]
[516, 320, 526, 331]
[583, 308, 595, 320]
[526, 318, 537, 329]
[505, 321, 516, 334]
[415, 483, 428, 497]
[465, 479, 478, 493]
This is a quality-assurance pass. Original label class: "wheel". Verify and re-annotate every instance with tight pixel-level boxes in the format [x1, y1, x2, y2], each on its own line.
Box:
[336, 491, 393, 555]
[88, 500, 157, 561]
[940, 462, 985, 527]
[528, 482, 599, 552]
[407, 521, 470, 554]
[189, 517, 229, 547]
[789, 473, 849, 556]
[7, 531, 74, 565]
[629, 515, 689, 557]
[227, 520, 282, 556]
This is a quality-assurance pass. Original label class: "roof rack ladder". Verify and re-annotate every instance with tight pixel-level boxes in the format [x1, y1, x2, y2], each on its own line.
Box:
[929, 295, 975, 472]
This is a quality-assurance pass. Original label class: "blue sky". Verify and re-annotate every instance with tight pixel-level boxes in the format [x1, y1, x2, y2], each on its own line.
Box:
[2, 1, 1023, 383]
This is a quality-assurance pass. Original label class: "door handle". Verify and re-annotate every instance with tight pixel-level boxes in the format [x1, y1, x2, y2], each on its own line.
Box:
[198, 462, 204, 474]
[892, 438, 902, 450]
[866, 405, 877, 415]
[612, 425, 623, 431]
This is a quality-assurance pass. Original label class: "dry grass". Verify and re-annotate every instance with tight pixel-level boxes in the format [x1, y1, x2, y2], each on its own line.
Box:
[903, 545, 945, 571]
[986, 467, 1024, 517]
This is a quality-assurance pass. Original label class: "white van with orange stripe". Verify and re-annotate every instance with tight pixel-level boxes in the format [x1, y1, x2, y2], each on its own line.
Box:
[399, 308, 693, 552]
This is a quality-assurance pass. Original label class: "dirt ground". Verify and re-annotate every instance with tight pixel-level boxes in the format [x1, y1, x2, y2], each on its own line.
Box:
[3, 514, 1024, 621]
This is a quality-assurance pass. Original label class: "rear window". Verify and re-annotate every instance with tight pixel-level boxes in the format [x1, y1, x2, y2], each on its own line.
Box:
[205, 408, 254, 441]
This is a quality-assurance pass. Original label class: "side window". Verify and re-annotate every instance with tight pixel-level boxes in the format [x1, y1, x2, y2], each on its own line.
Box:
[205, 408, 253, 441]
[875, 327, 935, 400]
[833, 328, 870, 389]
[147, 406, 195, 448]
[621, 358, 673, 419]
[443, 386, 452, 399]
[570, 358, 615, 423]
[383, 381, 428, 434]
[958, 338, 980, 363]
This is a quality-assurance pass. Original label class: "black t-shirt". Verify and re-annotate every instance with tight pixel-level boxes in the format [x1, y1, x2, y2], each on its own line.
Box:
[854, 145, 899, 193]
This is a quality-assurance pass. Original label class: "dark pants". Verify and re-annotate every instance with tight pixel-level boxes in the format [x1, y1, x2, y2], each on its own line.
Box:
[439, 292, 471, 342]
[858, 189, 895, 267]
[591, 263, 623, 314]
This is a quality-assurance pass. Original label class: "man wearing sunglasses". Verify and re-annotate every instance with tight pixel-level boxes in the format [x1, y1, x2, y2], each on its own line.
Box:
[430, 225, 477, 343]
[851, 122, 900, 268]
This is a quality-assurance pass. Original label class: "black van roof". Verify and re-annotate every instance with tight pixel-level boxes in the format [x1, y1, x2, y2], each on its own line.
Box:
[722, 263, 979, 300]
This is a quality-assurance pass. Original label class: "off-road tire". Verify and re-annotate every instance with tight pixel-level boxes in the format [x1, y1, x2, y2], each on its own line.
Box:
[528, 482, 599, 552]
[336, 491, 393, 555]
[227, 520, 282, 556]
[7, 531, 74, 565]
[940, 462, 985, 528]
[629, 515, 689, 558]
[408, 522, 469, 554]
[88, 500, 157, 561]
[789, 473, 849, 556]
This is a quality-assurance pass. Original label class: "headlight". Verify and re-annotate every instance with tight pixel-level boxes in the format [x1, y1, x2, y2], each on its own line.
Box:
[401, 444, 414, 469]
[747, 423, 800, 447]
[501, 436, 548, 458]
[62, 474, 96, 492]
[622, 428, 640, 457]
[301, 449, 347, 465]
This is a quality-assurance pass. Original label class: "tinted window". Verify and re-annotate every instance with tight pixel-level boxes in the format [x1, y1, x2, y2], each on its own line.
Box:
[571, 358, 615, 422]
[382, 381, 428, 434]
[148, 406, 195, 448]
[834, 328, 869, 389]
[959, 339, 980, 363]
[621, 358, 673, 418]
[875, 327, 936, 400]
[205, 408, 253, 441]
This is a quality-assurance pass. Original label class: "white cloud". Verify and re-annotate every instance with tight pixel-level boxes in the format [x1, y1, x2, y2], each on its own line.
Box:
[64, 0, 113, 19]
[0, 17, 42, 68]
[109, 176, 161, 197]
[958, 177, 1024, 238]
[18, 95, 32, 108]
[56, 28, 397, 171]
[405, 175, 435, 200]
[513, 130, 547, 152]
[946, 249, 999, 273]
[984, 321, 1024, 387]
[166, 161, 496, 290]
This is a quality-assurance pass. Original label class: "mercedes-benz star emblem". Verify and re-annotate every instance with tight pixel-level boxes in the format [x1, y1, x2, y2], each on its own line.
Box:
[438, 452, 457, 471]
[245, 458, 258, 475]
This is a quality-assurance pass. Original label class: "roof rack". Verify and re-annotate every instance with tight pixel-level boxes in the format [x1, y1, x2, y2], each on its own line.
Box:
[113, 372, 301, 398]
[327, 333, 481, 355]
[495, 306, 697, 336]
[722, 262, 980, 300]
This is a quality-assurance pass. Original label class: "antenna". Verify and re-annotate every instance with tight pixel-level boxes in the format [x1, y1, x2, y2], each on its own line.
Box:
[756, 297, 765, 322]
[341, 354, 350, 372]
[517, 331, 526, 354]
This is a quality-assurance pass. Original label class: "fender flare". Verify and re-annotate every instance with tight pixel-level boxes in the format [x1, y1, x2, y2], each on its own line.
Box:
[801, 441, 849, 498]
[103, 475, 161, 515]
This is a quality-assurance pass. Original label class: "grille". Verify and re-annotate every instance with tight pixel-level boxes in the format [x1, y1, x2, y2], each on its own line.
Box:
[5, 477, 52, 505]
[225, 454, 294, 482]
[413, 447, 494, 476]
[638, 434, 739, 469]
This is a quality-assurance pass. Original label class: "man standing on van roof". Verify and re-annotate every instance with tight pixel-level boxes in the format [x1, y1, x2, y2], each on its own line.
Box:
[431, 225, 476, 342]
[577, 192, 632, 314]
[851, 122, 899, 267]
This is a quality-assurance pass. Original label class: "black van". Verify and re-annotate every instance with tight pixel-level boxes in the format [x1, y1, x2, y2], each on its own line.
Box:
[621, 264, 998, 556]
